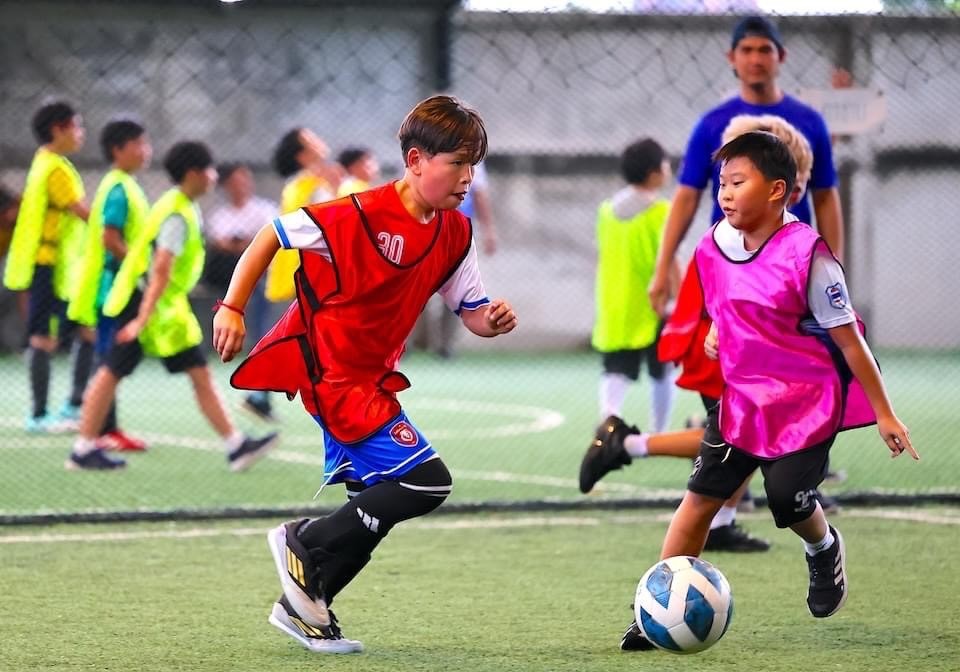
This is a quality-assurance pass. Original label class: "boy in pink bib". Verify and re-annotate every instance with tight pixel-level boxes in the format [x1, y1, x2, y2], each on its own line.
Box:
[620, 131, 918, 651]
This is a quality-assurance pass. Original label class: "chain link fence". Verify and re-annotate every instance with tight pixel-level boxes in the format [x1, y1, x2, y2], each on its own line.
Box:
[1, 0, 958, 522]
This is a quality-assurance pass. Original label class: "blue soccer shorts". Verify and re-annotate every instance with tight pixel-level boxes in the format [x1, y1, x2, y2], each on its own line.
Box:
[314, 411, 436, 489]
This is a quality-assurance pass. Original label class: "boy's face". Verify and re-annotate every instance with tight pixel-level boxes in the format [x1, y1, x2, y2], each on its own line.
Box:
[297, 129, 330, 169]
[223, 166, 254, 203]
[352, 154, 380, 183]
[410, 148, 474, 211]
[185, 165, 218, 197]
[717, 156, 786, 231]
[53, 115, 85, 153]
[114, 134, 152, 173]
[728, 36, 783, 89]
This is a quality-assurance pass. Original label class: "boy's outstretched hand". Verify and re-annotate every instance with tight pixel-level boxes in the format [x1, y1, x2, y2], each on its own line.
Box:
[213, 308, 246, 363]
[878, 415, 919, 460]
[485, 299, 518, 335]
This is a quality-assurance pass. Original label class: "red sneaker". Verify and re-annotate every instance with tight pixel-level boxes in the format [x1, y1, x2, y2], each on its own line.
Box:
[98, 430, 148, 452]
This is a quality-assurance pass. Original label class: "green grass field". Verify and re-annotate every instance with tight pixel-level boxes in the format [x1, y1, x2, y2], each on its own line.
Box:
[0, 349, 957, 518]
[2, 508, 959, 671]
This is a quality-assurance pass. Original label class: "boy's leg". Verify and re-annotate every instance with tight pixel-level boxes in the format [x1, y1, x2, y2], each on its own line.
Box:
[661, 491, 726, 558]
[760, 439, 845, 617]
[25, 266, 60, 427]
[645, 341, 675, 433]
[65, 338, 142, 471]
[26, 337, 54, 420]
[179, 354, 278, 471]
[64, 325, 95, 415]
[622, 418, 756, 652]
[598, 350, 640, 420]
[297, 458, 453, 600]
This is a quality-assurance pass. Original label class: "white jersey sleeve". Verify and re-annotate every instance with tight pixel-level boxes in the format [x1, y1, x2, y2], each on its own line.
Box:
[272, 209, 331, 260]
[438, 239, 490, 314]
[808, 248, 856, 328]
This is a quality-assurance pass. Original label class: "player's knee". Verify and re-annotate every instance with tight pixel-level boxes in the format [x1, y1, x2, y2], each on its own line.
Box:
[399, 458, 453, 511]
[765, 483, 816, 529]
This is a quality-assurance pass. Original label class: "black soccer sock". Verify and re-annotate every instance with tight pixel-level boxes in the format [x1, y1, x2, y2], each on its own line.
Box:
[69, 339, 95, 407]
[297, 459, 453, 595]
[28, 347, 51, 418]
[101, 400, 118, 435]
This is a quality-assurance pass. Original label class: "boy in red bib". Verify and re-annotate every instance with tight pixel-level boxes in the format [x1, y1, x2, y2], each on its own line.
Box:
[213, 96, 517, 653]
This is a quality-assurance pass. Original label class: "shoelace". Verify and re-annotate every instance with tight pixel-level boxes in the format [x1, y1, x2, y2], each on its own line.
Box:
[322, 611, 344, 639]
[807, 551, 836, 586]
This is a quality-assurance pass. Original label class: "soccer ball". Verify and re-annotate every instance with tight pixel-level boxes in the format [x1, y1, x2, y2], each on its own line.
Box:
[634, 555, 733, 654]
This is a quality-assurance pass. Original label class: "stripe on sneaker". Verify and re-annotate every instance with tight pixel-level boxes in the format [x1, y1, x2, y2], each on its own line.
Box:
[287, 547, 306, 587]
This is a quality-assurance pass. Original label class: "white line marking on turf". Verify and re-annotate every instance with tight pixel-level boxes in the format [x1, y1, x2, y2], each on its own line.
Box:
[1, 509, 957, 545]
[2, 415, 654, 494]
[281, 398, 566, 443]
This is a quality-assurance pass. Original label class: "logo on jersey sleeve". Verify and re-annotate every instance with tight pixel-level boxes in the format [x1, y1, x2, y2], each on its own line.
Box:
[825, 282, 847, 309]
[389, 420, 419, 447]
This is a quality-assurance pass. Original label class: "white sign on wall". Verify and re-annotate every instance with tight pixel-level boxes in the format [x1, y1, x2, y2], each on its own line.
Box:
[797, 88, 888, 135]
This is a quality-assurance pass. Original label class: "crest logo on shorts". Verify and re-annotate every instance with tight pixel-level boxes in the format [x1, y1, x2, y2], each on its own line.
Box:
[390, 421, 418, 447]
[825, 282, 847, 309]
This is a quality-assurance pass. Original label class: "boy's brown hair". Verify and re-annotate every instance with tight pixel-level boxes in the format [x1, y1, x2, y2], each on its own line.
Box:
[398, 95, 487, 165]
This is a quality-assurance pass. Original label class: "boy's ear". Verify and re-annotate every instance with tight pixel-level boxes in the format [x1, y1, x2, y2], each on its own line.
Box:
[406, 146, 423, 174]
[769, 178, 787, 203]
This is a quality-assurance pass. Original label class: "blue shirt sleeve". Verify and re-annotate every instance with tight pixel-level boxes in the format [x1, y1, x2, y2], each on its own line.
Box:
[677, 117, 716, 191]
[806, 113, 838, 191]
[102, 183, 128, 231]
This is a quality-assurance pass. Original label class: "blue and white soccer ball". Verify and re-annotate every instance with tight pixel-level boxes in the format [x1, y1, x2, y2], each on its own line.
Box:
[634, 555, 734, 654]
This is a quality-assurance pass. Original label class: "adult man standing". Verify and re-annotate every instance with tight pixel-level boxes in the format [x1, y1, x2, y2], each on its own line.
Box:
[648, 15, 843, 318]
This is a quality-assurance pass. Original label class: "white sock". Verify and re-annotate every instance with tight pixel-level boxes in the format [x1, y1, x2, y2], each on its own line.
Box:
[73, 436, 97, 457]
[623, 432, 649, 458]
[650, 366, 677, 433]
[225, 431, 245, 452]
[709, 505, 737, 530]
[598, 373, 631, 420]
[804, 529, 836, 556]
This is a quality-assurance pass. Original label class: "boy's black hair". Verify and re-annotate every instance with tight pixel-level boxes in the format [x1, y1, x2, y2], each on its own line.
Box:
[217, 161, 248, 185]
[337, 147, 370, 170]
[713, 131, 797, 202]
[398, 95, 487, 165]
[620, 138, 666, 185]
[32, 100, 77, 144]
[273, 129, 304, 178]
[163, 141, 214, 184]
[100, 119, 145, 163]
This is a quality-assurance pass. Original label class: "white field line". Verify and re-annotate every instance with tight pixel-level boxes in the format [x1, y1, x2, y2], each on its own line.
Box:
[0, 509, 957, 546]
[0, 409, 653, 495]
[0, 397, 566, 443]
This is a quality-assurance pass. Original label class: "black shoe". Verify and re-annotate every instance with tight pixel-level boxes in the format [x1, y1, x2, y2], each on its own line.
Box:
[815, 490, 841, 514]
[620, 620, 655, 651]
[806, 525, 847, 617]
[578, 415, 638, 494]
[242, 394, 277, 422]
[704, 523, 770, 553]
[64, 448, 127, 471]
[684, 414, 708, 429]
[228, 432, 280, 472]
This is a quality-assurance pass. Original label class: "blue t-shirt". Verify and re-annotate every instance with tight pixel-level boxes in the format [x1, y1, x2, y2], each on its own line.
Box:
[678, 94, 837, 226]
